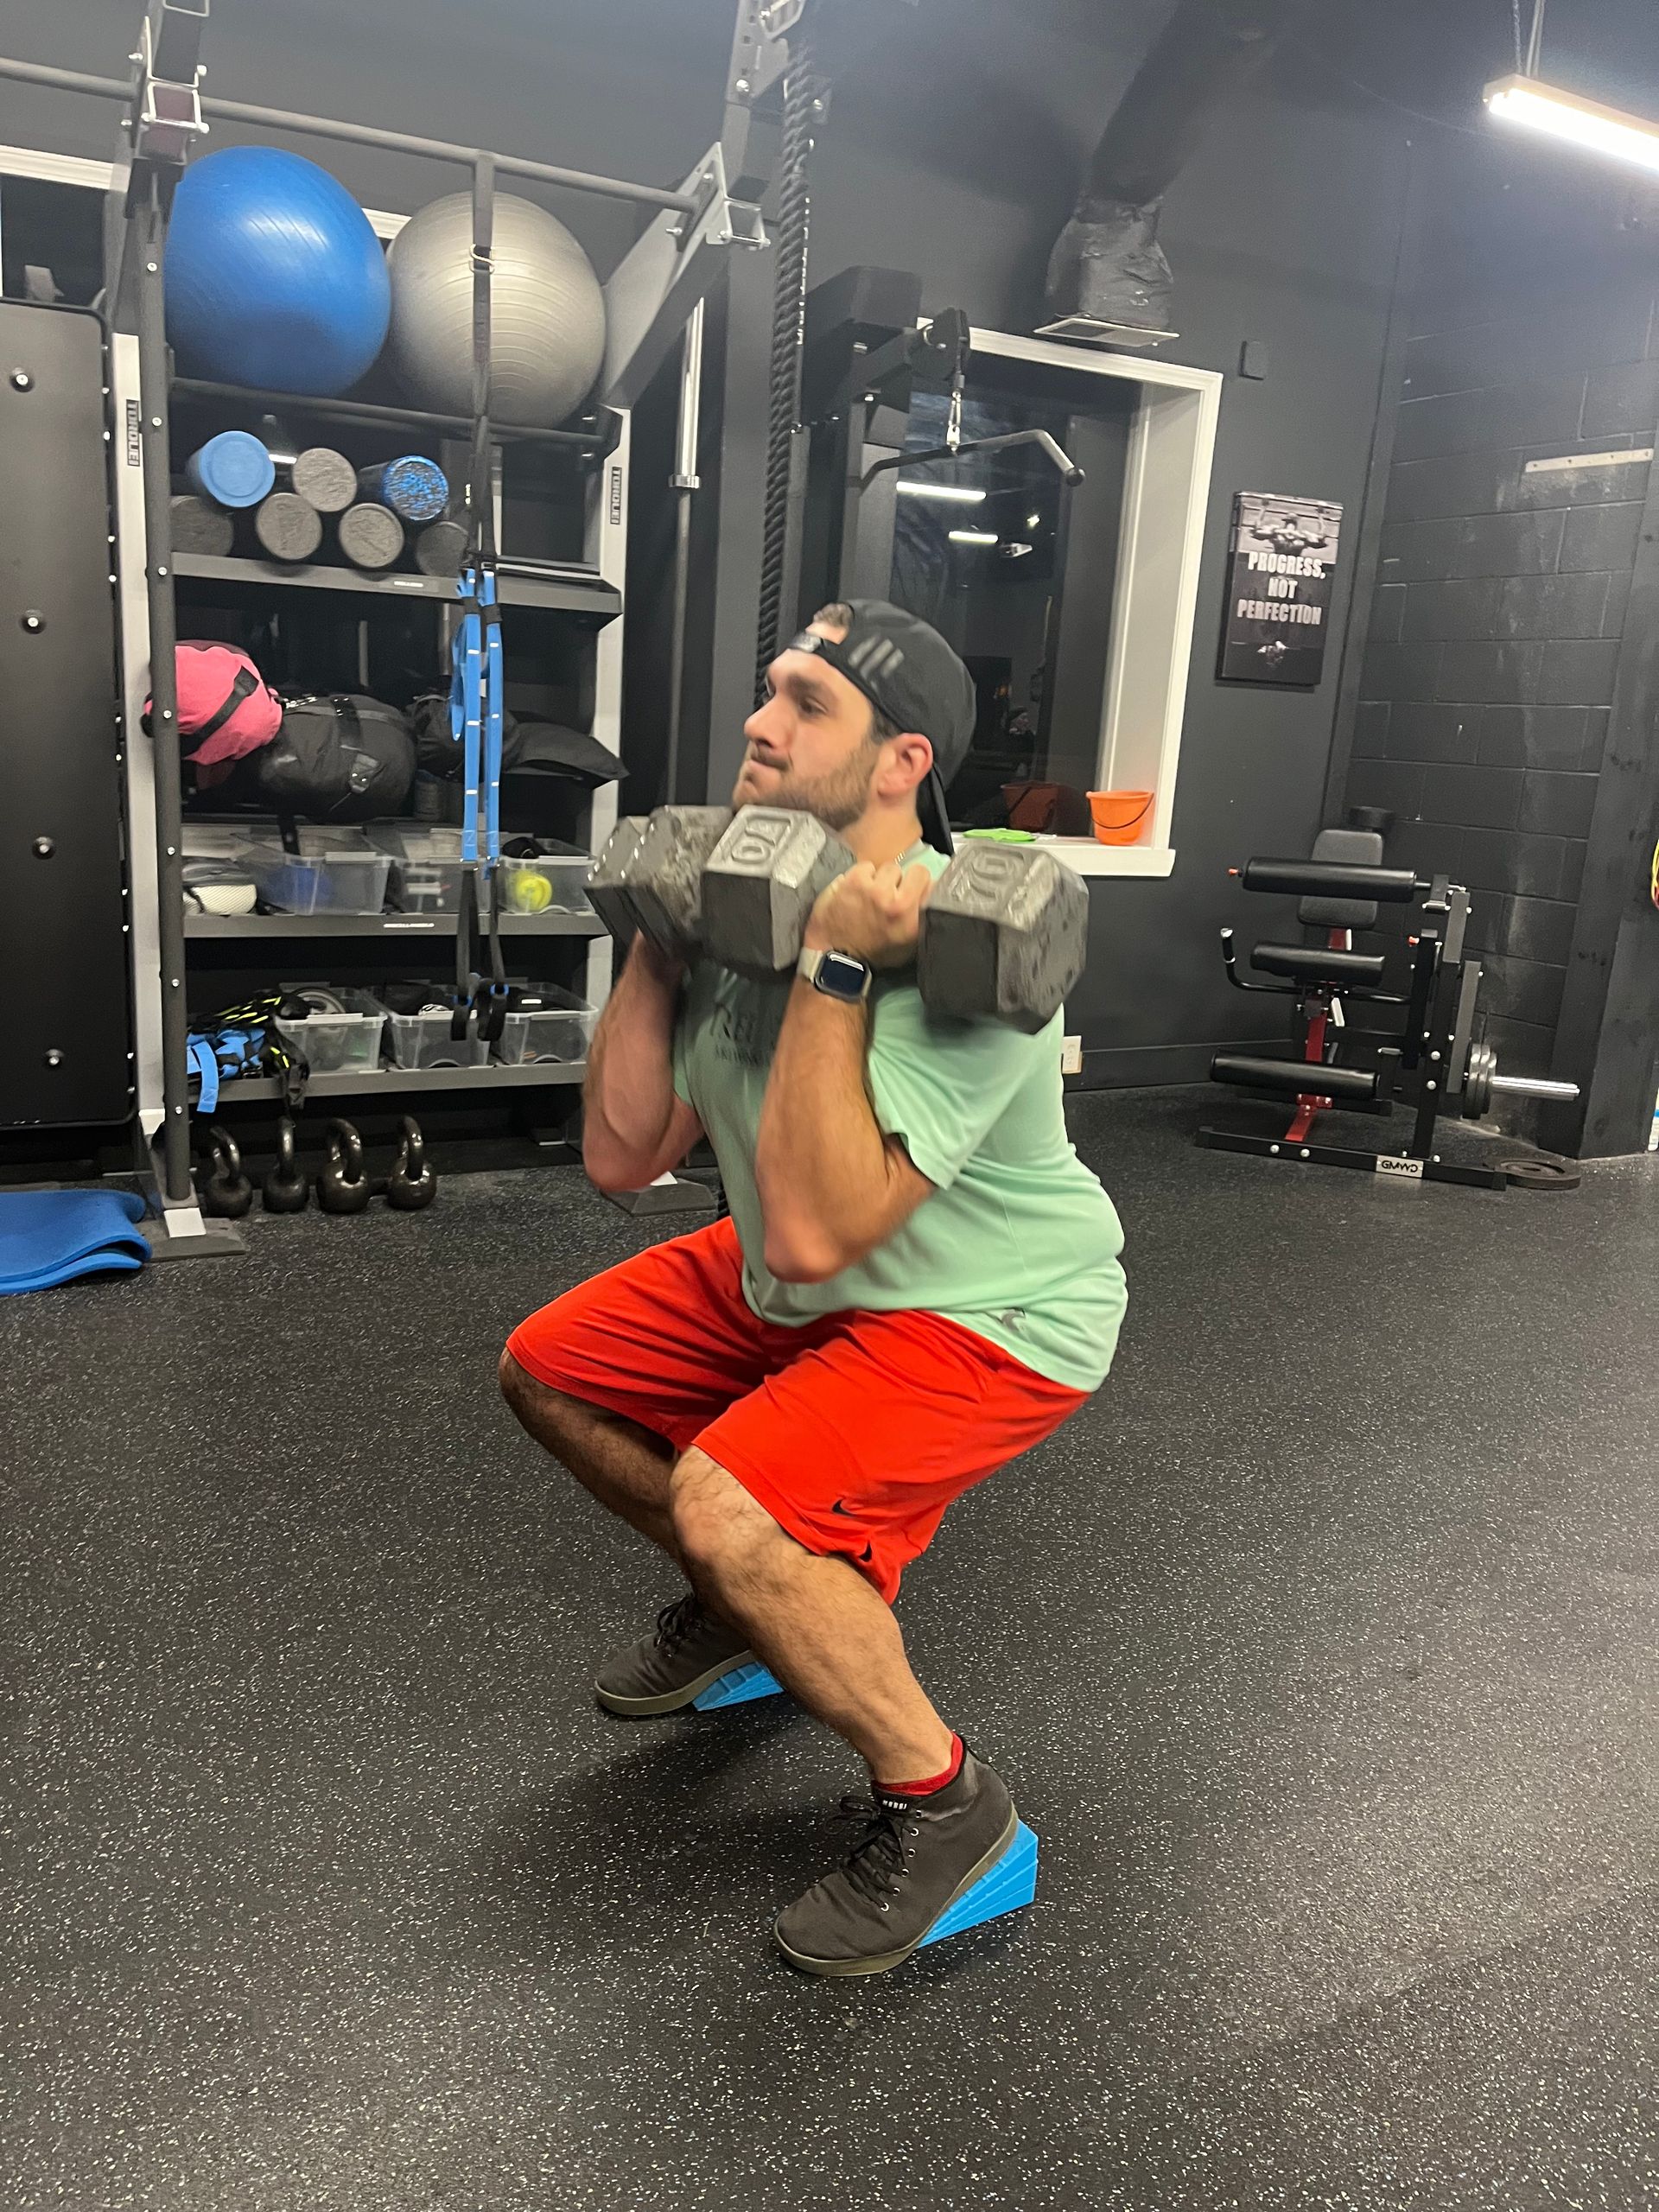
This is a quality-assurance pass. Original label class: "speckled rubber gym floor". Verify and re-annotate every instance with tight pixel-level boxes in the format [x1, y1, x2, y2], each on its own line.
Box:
[3, 1088, 1655, 2212]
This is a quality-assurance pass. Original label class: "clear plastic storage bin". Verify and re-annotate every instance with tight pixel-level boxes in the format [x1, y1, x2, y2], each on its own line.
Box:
[244, 844, 391, 916]
[493, 987, 597, 1066]
[272, 988, 386, 1076]
[496, 851, 593, 916]
[366, 826, 466, 914]
[181, 823, 254, 861]
[378, 998, 492, 1071]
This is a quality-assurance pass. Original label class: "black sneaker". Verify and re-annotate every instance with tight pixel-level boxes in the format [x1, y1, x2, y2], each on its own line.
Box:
[773, 1747, 1018, 1976]
[594, 1593, 756, 1716]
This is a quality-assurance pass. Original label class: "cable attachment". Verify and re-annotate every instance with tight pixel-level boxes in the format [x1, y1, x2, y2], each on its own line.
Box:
[945, 369, 964, 454]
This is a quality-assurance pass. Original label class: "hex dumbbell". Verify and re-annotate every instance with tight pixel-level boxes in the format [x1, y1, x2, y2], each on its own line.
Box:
[587, 803, 1089, 1032]
[586, 805, 732, 959]
[918, 835, 1090, 1033]
[702, 807, 1087, 1033]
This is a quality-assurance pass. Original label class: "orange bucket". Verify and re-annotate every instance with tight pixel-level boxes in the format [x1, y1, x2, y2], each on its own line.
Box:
[1087, 789, 1154, 846]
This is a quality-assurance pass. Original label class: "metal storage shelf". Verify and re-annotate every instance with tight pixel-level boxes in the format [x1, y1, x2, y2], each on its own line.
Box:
[217, 1061, 588, 1101]
[172, 551, 621, 619]
[170, 376, 609, 454]
[184, 910, 605, 939]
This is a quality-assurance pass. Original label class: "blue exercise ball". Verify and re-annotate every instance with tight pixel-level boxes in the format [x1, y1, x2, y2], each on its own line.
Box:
[165, 146, 391, 397]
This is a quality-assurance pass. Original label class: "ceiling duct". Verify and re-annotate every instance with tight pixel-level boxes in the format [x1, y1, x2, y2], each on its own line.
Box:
[1040, 0, 1306, 347]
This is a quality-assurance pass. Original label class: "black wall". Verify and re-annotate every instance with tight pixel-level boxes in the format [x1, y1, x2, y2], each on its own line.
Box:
[2, 0, 1436, 1082]
[1332, 0, 1659, 1155]
[693, 4, 1424, 1084]
[1059, 61, 1410, 1082]
[1343, 133, 1658, 1089]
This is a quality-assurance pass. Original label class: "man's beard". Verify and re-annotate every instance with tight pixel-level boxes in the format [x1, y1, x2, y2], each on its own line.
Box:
[737, 739, 878, 832]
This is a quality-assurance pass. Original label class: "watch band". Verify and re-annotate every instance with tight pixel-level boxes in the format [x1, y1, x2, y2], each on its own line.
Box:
[797, 945, 874, 1002]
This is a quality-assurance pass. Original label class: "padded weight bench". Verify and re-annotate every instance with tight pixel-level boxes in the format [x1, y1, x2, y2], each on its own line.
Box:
[1210, 829, 1401, 1146]
[1198, 836, 1579, 1190]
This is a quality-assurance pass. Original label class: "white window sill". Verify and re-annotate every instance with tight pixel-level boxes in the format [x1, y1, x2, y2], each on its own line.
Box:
[1036, 839, 1176, 880]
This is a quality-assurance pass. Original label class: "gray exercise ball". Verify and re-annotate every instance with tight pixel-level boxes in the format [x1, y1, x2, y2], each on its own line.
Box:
[385, 191, 607, 429]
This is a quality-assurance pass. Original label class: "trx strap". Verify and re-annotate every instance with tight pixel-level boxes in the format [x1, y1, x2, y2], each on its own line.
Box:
[187, 995, 303, 1115]
[452, 151, 508, 1046]
[188, 1035, 219, 1117]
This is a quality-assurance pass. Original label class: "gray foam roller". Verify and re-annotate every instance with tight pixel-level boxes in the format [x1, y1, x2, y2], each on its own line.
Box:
[252, 491, 323, 563]
[170, 493, 234, 556]
[289, 446, 357, 513]
[414, 519, 469, 576]
[336, 501, 406, 570]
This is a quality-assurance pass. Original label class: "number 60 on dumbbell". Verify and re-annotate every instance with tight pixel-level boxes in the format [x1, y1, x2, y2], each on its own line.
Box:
[587, 804, 1088, 1033]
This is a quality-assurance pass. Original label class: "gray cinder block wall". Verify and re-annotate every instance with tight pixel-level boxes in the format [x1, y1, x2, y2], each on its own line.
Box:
[1345, 136, 1658, 1086]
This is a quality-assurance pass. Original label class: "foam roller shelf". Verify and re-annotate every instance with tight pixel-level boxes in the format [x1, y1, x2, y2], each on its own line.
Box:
[215, 1063, 588, 1101]
[184, 911, 606, 939]
[173, 552, 620, 620]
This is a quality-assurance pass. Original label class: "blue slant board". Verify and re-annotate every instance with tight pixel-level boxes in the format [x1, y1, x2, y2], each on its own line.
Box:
[692, 1659, 785, 1711]
[918, 1821, 1039, 1947]
[689, 1652, 1039, 1945]
[0, 1189, 149, 1295]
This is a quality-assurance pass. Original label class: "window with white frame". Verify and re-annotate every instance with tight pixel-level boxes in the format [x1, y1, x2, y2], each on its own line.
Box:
[883, 329, 1220, 879]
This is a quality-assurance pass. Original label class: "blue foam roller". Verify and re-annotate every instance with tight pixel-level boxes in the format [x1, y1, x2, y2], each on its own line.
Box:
[918, 1820, 1039, 1947]
[691, 1659, 785, 1711]
[184, 430, 275, 509]
[359, 455, 449, 524]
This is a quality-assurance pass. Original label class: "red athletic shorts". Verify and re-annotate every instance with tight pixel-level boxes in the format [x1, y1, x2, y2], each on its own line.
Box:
[505, 1216, 1088, 1602]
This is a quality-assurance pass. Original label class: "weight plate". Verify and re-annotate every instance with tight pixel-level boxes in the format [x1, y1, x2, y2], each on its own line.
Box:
[1461, 1037, 1495, 1120]
[1503, 1154, 1581, 1192]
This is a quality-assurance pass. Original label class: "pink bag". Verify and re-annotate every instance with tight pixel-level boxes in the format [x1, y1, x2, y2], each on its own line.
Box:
[147, 643, 282, 766]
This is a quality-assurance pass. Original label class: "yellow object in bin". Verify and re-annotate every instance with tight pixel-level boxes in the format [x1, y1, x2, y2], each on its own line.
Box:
[505, 869, 554, 913]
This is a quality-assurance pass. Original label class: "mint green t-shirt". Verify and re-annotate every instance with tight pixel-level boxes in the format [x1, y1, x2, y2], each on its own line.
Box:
[671, 849, 1126, 1392]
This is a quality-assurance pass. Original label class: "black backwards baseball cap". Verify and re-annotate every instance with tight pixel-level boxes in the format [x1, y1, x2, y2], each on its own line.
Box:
[786, 599, 976, 854]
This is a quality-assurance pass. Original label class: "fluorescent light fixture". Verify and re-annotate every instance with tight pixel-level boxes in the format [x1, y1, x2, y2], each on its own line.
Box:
[947, 528, 998, 545]
[1026, 511, 1040, 529]
[895, 481, 986, 505]
[1484, 73, 1659, 175]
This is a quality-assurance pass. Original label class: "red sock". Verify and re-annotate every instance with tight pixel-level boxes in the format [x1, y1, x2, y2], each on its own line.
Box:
[879, 1732, 963, 1798]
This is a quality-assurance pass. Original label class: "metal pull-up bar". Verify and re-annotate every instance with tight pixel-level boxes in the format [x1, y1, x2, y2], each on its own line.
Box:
[0, 54, 701, 213]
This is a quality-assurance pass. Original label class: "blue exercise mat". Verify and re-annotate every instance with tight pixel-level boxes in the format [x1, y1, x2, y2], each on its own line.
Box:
[0, 1190, 149, 1296]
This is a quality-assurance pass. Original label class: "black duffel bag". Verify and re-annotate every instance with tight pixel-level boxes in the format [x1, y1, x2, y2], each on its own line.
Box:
[219, 693, 416, 822]
[409, 693, 622, 786]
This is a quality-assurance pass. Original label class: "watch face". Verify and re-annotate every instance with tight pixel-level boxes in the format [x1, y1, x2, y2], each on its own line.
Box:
[817, 950, 871, 1001]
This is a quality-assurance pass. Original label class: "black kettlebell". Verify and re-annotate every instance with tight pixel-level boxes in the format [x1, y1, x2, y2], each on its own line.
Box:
[385, 1116, 438, 1211]
[199, 1125, 253, 1219]
[262, 1116, 309, 1214]
[315, 1119, 372, 1214]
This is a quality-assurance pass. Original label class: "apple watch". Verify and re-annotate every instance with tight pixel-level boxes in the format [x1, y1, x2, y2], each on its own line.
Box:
[797, 945, 873, 1003]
